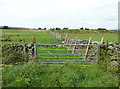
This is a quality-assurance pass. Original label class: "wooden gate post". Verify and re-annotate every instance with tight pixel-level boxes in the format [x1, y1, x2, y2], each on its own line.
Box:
[32, 36, 36, 44]
[65, 34, 68, 44]
[101, 37, 104, 44]
[32, 36, 38, 62]
[98, 38, 109, 71]
[98, 37, 104, 64]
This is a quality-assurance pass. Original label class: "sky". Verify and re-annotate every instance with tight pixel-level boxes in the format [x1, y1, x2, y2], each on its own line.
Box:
[0, 0, 119, 29]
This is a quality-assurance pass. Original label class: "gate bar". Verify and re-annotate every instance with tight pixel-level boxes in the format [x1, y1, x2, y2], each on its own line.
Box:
[38, 44, 99, 46]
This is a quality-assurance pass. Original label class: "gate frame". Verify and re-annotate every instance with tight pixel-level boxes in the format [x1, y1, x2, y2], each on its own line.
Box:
[34, 44, 100, 66]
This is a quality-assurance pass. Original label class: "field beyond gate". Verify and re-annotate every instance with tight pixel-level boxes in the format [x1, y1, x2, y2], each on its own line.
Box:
[37, 44, 99, 66]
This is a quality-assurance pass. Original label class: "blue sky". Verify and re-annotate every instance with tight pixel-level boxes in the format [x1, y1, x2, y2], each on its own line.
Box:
[0, 0, 119, 29]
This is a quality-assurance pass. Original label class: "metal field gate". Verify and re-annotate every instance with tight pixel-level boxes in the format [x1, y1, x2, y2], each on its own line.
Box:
[36, 44, 99, 66]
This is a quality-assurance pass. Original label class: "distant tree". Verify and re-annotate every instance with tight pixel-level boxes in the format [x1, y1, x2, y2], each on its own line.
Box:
[55, 27, 61, 30]
[85, 28, 89, 30]
[80, 27, 84, 30]
[43, 28, 46, 30]
[38, 28, 42, 30]
[98, 28, 107, 30]
[3, 26, 8, 29]
[63, 27, 68, 30]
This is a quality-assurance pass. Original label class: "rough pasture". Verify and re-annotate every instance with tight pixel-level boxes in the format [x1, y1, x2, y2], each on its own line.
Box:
[2, 29, 59, 44]
[54, 30, 118, 42]
[1, 29, 119, 87]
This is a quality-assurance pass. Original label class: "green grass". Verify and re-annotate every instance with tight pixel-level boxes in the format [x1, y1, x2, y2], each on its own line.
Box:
[2, 29, 119, 87]
[69, 33, 118, 42]
[2, 29, 118, 44]
[54, 30, 118, 42]
[2, 62, 118, 87]
[2, 30, 60, 44]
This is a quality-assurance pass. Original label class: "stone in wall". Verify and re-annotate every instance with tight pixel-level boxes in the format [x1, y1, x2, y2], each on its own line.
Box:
[2, 43, 34, 64]
[108, 42, 120, 61]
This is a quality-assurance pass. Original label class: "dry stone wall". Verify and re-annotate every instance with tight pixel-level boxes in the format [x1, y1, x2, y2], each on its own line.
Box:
[50, 31, 119, 61]
[107, 42, 120, 61]
[2, 43, 35, 64]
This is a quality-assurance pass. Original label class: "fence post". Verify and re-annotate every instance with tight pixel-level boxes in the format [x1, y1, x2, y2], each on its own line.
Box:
[98, 39, 109, 71]
[101, 37, 104, 44]
[98, 44, 105, 64]
[84, 37, 91, 60]
[64, 34, 67, 44]
[72, 37, 77, 54]
[32, 36, 38, 62]
[98, 37, 104, 64]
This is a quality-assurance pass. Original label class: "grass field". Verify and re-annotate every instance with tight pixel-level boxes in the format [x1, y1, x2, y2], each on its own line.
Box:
[54, 30, 118, 42]
[2, 29, 118, 44]
[2, 30, 59, 44]
[69, 33, 118, 42]
[1, 29, 119, 87]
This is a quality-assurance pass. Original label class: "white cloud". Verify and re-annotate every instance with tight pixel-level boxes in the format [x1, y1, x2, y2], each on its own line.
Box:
[0, 0, 119, 29]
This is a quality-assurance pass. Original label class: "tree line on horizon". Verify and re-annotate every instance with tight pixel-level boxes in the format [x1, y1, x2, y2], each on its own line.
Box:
[0, 26, 29, 30]
[0, 25, 107, 31]
[38, 27, 107, 31]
